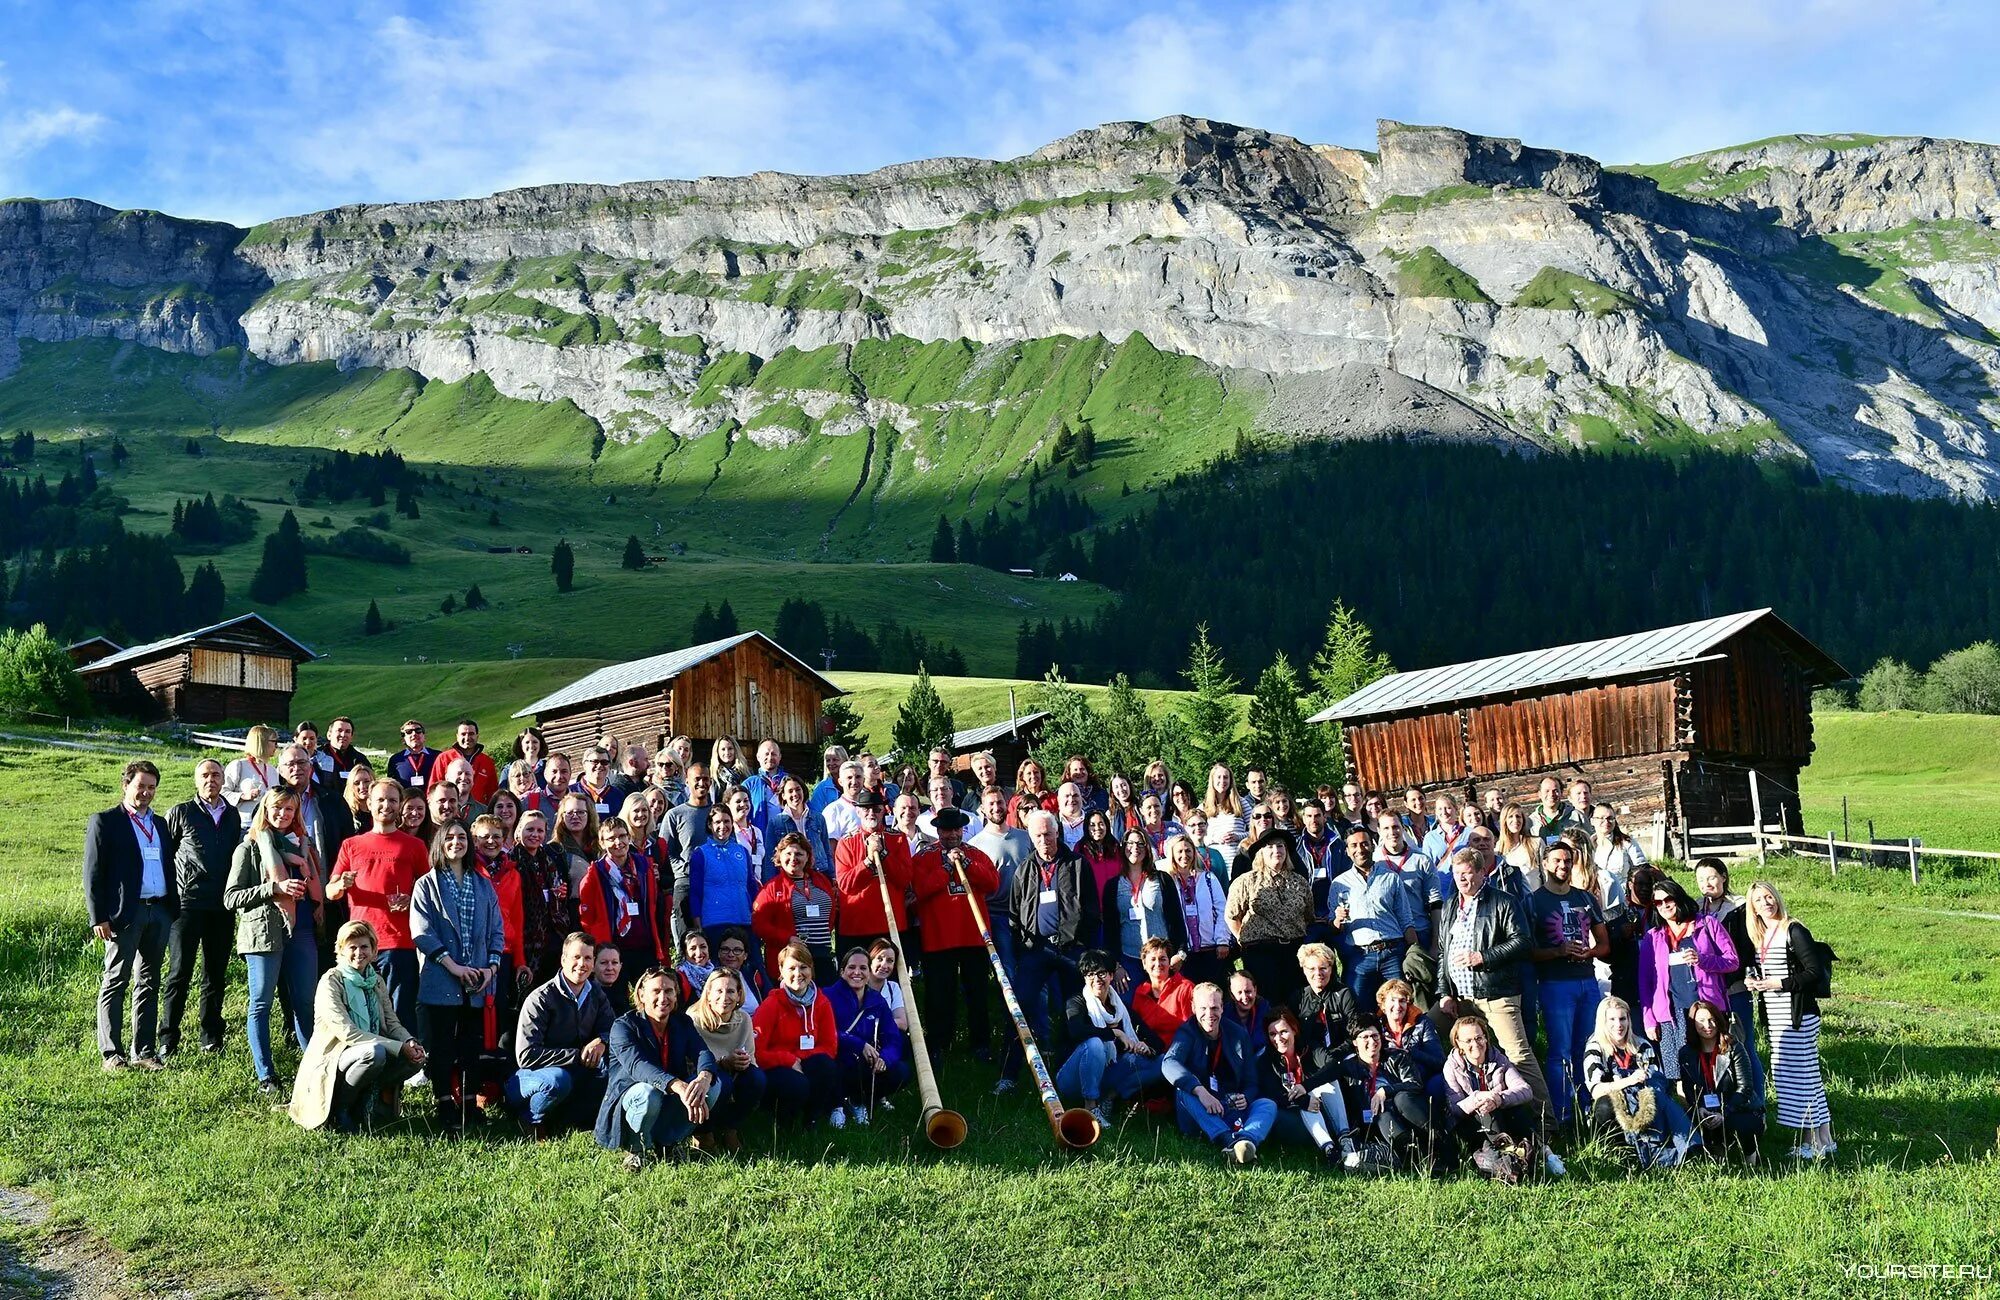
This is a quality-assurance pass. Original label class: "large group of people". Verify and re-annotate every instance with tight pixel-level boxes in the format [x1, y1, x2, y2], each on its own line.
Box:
[82, 716, 1839, 1174]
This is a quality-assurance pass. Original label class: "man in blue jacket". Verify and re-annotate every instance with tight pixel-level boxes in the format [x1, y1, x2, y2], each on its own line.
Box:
[1161, 982, 1278, 1166]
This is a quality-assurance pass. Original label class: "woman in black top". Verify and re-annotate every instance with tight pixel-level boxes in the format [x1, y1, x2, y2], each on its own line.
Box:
[1675, 999, 1764, 1162]
[1257, 1009, 1358, 1164]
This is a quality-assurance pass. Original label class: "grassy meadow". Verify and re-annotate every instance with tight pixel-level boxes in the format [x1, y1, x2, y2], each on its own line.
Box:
[0, 736, 1997, 1297]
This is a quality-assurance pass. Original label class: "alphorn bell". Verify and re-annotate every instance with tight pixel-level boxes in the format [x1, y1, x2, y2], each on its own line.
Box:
[949, 850, 1099, 1149]
[867, 839, 967, 1149]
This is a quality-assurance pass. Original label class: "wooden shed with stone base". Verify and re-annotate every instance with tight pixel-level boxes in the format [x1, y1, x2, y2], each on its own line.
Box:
[1309, 609, 1847, 853]
[515, 631, 843, 774]
[73, 614, 317, 725]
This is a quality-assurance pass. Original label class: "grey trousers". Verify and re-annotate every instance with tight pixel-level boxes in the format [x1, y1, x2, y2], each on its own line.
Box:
[97, 901, 173, 1058]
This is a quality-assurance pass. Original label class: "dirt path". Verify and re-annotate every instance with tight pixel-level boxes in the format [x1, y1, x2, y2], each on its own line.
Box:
[0, 1186, 151, 1299]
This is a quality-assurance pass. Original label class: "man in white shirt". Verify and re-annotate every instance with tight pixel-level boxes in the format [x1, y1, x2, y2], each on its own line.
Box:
[969, 786, 1031, 985]
[920, 772, 984, 842]
[85, 760, 177, 1072]
[1056, 781, 1087, 850]
[820, 760, 867, 841]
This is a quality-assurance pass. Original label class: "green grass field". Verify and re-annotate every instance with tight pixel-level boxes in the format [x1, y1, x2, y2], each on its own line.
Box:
[1801, 711, 2000, 853]
[1, 736, 1996, 1297]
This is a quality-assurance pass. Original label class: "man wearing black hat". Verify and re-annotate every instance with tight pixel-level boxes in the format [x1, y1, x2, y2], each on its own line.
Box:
[832, 790, 913, 953]
[911, 807, 1000, 1062]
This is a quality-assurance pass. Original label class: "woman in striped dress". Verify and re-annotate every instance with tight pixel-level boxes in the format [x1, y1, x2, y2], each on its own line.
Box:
[1744, 882, 1834, 1160]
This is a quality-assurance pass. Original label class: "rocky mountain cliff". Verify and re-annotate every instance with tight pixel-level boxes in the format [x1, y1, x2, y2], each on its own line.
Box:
[7, 116, 2000, 497]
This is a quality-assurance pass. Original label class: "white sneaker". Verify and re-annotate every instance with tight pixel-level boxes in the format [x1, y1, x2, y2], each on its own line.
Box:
[852, 1106, 871, 1127]
[1229, 1138, 1258, 1167]
[829, 1106, 847, 1130]
[1545, 1150, 1568, 1177]
[1342, 1148, 1364, 1170]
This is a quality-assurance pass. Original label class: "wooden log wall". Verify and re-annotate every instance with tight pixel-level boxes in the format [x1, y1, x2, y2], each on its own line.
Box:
[191, 648, 296, 692]
[1687, 633, 1813, 761]
[1466, 679, 1677, 774]
[667, 641, 824, 748]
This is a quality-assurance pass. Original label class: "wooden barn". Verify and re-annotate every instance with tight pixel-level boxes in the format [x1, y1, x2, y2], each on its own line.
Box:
[515, 631, 843, 773]
[1310, 609, 1847, 853]
[945, 710, 1049, 780]
[72, 614, 317, 725]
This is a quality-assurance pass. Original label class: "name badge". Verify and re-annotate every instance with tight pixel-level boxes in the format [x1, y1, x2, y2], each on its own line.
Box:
[1038, 888, 1057, 905]
[1361, 1107, 1374, 1123]
[798, 1034, 815, 1051]
[623, 899, 639, 917]
[1702, 1092, 1721, 1110]
[595, 802, 610, 815]
[803, 904, 821, 919]
[1207, 1075, 1220, 1093]
[411, 776, 425, 787]
[1130, 903, 1145, 920]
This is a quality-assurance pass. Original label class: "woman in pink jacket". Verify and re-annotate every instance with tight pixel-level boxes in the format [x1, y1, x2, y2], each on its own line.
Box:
[1637, 877, 1740, 1084]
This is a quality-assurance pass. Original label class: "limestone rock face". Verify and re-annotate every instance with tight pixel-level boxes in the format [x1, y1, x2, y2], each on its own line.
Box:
[8, 116, 2000, 497]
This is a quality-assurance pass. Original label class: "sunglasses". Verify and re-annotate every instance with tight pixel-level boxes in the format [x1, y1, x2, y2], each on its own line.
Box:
[403, 728, 424, 736]
[1652, 897, 1674, 908]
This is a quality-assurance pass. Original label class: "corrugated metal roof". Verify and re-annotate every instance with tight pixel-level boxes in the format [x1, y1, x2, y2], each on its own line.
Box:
[513, 631, 843, 718]
[950, 711, 1049, 749]
[80, 614, 317, 675]
[1310, 608, 1842, 724]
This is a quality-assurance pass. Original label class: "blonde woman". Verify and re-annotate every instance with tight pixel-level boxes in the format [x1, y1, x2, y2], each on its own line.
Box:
[223, 724, 280, 826]
[709, 737, 751, 793]
[290, 920, 425, 1133]
[342, 763, 376, 832]
[1581, 995, 1696, 1168]
[1201, 763, 1246, 873]
[552, 791, 602, 895]
[223, 787, 323, 1095]
[1744, 881, 1834, 1159]
[1495, 803, 1544, 893]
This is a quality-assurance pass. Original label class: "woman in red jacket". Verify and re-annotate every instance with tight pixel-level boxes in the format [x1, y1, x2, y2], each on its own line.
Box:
[912, 809, 1000, 1062]
[752, 940, 845, 1129]
[752, 833, 838, 984]
[576, 818, 666, 994]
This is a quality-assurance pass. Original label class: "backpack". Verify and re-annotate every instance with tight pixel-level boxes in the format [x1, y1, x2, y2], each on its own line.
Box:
[1803, 931, 1838, 999]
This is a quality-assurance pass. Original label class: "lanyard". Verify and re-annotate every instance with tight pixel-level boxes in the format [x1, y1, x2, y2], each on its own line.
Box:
[1667, 920, 1694, 949]
[248, 758, 270, 787]
[1384, 850, 1410, 872]
[1699, 1049, 1718, 1091]
[1179, 875, 1201, 946]
[1209, 1039, 1225, 1084]
[1758, 925, 1780, 967]
[1283, 1049, 1303, 1088]
[127, 811, 155, 846]
[1367, 1062, 1381, 1097]
[1040, 857, 1058, 891]
[1613, 1048, 1635, 1074]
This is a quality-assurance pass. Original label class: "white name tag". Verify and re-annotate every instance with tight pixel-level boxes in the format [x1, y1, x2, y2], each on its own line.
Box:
[798, 1034, 815, 1051]
[411, 776, 425, 787]
[1702, 1092, 1721, 1110]
[595, 802, 610, 815]
[803, 904, 821, 919]
[1130, 903, 1145, 920]
[1207, 1075, 1220, 1093]
[1039, 888, 1057, 905]
[623, 899, 639, 917]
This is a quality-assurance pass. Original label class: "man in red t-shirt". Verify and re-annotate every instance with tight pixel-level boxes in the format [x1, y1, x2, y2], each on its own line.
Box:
[328, 781, 432, 1030]
[912, 807, 1000, 1061]
[435, 719, 500, 808]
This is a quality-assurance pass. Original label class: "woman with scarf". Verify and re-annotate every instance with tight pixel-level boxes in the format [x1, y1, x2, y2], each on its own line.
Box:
[289, 920, 426, 1133]
[688, 966, 765, 1151]
[224, 787, 325, 1096]
[752, 833, 839, 984]
[510, 810, 574, 980]
[1582, 995, 1698, 1169]
[409, 821, 506, 1129]
[1258, 1008, 1359, 1164]
[1055, 949, 1161, 1129]
[1442, 1015, 1545, 1180]
[596, 967, 718, 1169]
[1161, 834, 1230, 988]
[752, 940, 845, 1129]
[1102, 827, 1185, 988]
[676, 929, 716, 1006]
[577, 817, 666, 995]
[827, 947, 908, 1126]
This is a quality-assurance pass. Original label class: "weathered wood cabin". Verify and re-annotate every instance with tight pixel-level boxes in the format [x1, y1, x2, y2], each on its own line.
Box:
[72, 614, 317, 724]
[945, 711, 1049, 781]
[515, 632, 843, 773]
[1310, 610, 1847, 848]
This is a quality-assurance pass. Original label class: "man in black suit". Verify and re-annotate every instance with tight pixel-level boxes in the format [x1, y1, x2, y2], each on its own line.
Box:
[159, 757, 241, 1056]
[86, 759, 179, 1071]
[278, 742, 353, 971]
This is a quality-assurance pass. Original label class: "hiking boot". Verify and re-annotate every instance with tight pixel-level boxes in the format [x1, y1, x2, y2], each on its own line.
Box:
[1229, 1138, 1258, 1167]
[130, 1053, 165, 1072]
[102, 1053, 128, 1074]
[622, 1151, 645, 1173]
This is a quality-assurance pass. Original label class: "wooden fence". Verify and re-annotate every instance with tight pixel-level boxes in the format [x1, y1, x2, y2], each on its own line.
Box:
[1684, 770, 2000, 884]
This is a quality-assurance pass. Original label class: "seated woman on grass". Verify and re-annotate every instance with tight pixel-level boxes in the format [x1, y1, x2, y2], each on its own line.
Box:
[289, 920, 426, 1134]
[1441, 1015, 1545, 1181]
[1582, 995, 1698, 1170]
[1256, 1008, 1358, 1166]
[1676, 998, 1764, 1163]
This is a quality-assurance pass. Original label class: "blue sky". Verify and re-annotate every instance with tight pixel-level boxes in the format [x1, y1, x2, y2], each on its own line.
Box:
[3, 0, 1998, 225]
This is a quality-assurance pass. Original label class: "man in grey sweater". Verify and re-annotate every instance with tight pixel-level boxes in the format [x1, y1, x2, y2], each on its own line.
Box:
[505, 932, 616, 1138]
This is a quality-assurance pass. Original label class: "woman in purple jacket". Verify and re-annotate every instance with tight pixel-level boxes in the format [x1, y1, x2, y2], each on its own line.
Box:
[1637, 878, 1740, 1082]
[825, 947, 908, 1127]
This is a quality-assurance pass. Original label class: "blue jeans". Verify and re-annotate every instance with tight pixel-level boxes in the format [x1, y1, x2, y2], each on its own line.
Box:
[245, 917, 317, 1085]
[375, 948, 420, 1037]
[988, 915, 1017, 988]
[619, 1079, 721, 1151]
[1341, 940, 1406, 1005]
[1003, 942, 1076, 1080]
[1539, 975, 1601, 1125]
[1175, 1090, 1278, 1146]
[1056, 1037, 1163, 1104]
[507, 1066, 583, 1125]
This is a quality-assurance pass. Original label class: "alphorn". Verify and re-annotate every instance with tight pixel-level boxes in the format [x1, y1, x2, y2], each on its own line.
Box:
[949, 849, 1099, 1149]
[867, 841, 968, 1149]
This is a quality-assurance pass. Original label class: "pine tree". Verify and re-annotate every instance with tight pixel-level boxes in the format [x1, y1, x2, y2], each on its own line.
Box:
[956, 518, 978, 567]
[1303, 601, 1393, 782]
[248, 511, 308, 604]
[0, 623, 89, 720]
[1100, 674, 1161, 778]
[440, 593, 457, 615]
[1176, 624, 1242, 775]
[892, 664, 957, 760]
[464, 584, 488, 610]
[820, 696, 869, 754]
[396, 487, 420, 519]
[184, 562, 225, 625]
[715, 599, 739, 636]
[621, 534, 646, 570]
[930, 515, 956, 563]
[1242, 651, 1327, 796]
[1029, 669, 1109, 775]
[551, 539, 575, 593]
[691, 602, 718, 642]
[364, 599, 384, 636]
